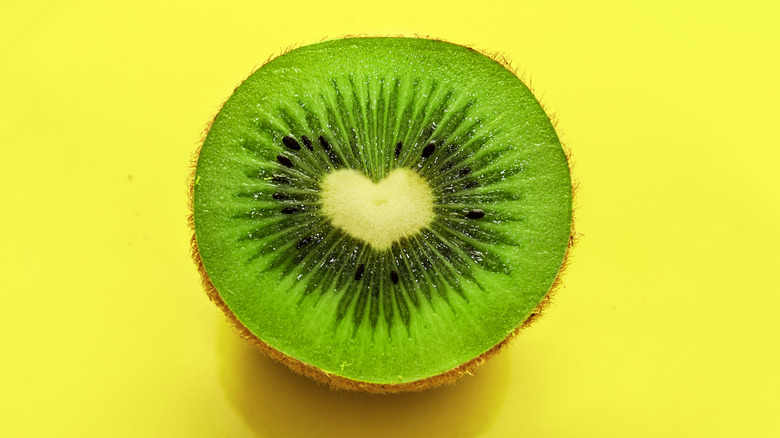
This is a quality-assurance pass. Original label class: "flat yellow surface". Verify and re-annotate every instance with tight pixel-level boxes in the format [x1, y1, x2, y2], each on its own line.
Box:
[2, 1, 778, 436]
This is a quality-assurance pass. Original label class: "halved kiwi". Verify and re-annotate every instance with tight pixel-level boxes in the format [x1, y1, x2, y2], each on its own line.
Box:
[190, 37, 573, 392]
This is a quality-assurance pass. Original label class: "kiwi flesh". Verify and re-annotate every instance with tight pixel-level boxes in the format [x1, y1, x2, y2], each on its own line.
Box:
[191, 37, 573, 392]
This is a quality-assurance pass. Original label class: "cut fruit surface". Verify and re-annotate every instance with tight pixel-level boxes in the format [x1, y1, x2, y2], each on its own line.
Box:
[320, 168, 434, 250]
[192, 37, 572, 389]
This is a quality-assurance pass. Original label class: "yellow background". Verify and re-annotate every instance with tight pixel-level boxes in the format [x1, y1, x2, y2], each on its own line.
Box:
[2, 0, 778, 436]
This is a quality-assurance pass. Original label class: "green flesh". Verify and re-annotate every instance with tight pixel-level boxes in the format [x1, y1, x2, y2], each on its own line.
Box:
[193, 38, 572, 384]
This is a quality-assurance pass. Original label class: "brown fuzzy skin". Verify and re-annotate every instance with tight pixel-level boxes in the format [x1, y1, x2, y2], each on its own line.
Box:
[187, 36, 578, 393]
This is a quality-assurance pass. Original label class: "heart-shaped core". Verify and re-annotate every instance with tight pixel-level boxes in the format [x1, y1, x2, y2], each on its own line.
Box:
[320, 168, 434, 250]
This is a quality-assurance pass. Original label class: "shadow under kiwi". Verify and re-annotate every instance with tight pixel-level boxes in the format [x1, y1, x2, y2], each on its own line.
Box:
[216, 318, 511, 438]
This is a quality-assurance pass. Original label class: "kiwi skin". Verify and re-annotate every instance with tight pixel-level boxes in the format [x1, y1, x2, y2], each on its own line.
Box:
[188, 36, 577, 393]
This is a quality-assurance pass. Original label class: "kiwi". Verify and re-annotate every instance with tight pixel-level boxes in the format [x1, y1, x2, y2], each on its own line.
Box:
[190, 37, 573, 392]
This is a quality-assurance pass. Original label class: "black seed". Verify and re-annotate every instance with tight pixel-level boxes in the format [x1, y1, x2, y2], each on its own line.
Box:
[271, 176, 291, 185]
[281, 206, 298, 214]
[355, 264, 365, 281]
[277, 155, 294, 168]
[296, 237, 311, 249]
[282, 136, 301, 151]
[390, 270, 399, 284]
[466, 209, 485, 219]
[395, 142, 402, 158]
[301, 135, 314, 150]
[463, 180, 478, 190]
[422, 142, 436, 158]
[440, 161, 454, 172]
[272, 192, 288, 200]
[458, 167, 472, 177]
[318, 135, 331, 151]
